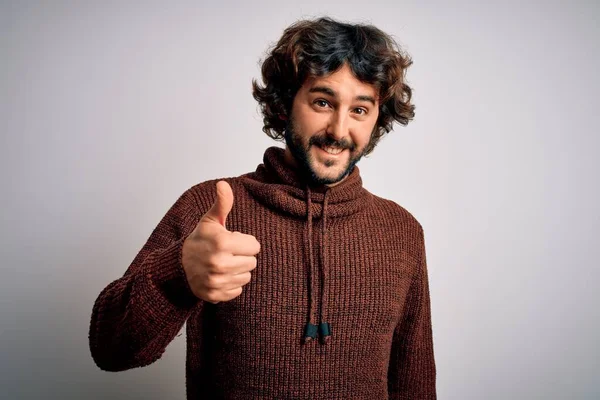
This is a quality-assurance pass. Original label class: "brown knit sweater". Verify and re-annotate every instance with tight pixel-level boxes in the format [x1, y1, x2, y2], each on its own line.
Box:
[89, 146, 436, 399]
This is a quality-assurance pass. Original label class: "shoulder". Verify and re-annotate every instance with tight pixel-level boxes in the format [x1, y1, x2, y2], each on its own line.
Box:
[366, 193, 426, 269]
[368, 192, 424, 237]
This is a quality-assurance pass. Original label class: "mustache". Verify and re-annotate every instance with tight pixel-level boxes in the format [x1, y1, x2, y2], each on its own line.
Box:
[309, 136, 355, 151]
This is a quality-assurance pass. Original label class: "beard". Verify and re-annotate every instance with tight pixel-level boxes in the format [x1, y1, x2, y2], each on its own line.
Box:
[283, 116, 375, 186]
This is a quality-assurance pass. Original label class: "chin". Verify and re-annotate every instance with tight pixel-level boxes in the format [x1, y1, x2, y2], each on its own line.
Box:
[309, 166, 347, 185]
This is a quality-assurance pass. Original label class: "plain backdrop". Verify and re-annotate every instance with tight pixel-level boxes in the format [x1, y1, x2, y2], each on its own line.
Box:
[1, 1, 599, 399]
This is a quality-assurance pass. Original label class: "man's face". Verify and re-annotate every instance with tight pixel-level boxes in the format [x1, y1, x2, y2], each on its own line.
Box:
[284, 63, 380, 187]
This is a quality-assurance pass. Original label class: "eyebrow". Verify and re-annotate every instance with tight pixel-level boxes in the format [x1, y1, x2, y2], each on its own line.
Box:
[308, 86, 377, 106]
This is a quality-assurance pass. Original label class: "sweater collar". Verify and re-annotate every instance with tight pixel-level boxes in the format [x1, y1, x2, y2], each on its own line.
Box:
[241, 146, 372, 219]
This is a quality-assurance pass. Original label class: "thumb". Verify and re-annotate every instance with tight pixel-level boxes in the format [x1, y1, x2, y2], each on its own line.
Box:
[203, 180, 234, 229]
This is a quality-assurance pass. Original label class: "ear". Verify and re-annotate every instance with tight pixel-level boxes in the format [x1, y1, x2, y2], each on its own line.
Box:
[278, 114, 288, 121]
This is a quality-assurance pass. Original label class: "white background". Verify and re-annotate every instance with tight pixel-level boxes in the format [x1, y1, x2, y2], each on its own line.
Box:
[1, 1, 599, 399]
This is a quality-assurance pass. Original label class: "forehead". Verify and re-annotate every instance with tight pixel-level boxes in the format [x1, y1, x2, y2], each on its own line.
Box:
[301, 64, 379, 100]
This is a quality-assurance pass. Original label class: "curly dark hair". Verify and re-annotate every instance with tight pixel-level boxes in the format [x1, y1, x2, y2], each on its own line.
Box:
[252, 17, 415, 156]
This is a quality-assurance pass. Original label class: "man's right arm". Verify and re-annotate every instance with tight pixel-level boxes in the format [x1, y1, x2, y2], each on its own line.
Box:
[88, 180, 260, 372]
[88, 187, 201, 372]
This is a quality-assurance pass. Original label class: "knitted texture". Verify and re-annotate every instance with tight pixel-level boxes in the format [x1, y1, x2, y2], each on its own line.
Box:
[89, 146, 436, 399]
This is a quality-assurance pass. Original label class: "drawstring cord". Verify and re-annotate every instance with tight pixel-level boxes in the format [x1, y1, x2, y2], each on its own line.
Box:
[320, 190, 331, 344]
[303, 187, 318, 343]
[302, 186, 332, 345]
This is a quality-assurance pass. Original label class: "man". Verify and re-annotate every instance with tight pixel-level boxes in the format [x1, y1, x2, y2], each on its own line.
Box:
[89, 17, 436, 399]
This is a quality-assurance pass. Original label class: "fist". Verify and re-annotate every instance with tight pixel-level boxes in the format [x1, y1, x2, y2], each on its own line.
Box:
[182, 180, 261, 304]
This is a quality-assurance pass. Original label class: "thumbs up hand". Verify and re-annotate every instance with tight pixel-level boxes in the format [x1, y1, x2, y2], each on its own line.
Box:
[182, 181, 261, 304]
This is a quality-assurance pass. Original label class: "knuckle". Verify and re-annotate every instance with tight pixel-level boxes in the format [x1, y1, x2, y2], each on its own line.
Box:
[206, 254, 224, 271]
[212, 233, 230, 252]
[205, 274, 223, 289]
[202, 289, 218, 303]
[205, 254, 217, 268]
[221, 287, 242, 302]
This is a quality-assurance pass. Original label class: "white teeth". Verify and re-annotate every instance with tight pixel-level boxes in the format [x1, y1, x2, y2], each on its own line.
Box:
[321, 146, 343, 155]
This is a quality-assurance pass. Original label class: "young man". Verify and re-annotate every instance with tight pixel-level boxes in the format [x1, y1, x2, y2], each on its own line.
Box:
[89, 17, 436, 399]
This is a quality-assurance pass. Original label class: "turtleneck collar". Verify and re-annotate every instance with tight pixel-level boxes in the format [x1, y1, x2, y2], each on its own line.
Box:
[241, 146, 372, 219]
[241, 146, 373, 346]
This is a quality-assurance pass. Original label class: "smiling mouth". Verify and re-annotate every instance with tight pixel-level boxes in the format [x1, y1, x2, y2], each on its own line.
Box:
[316, 144, 344, 156]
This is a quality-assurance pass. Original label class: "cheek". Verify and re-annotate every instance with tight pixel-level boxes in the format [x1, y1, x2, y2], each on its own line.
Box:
[295, 108, 328, 135]
[354, 124, 377, 146]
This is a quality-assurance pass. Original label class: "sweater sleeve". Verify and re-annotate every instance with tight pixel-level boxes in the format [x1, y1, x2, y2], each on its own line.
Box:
[388, 226, 437, 399]
[89, 187, 202, 372]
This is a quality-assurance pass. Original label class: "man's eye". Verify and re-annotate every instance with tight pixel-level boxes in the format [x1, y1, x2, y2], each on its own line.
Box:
[354, 108, 367, 115]
[314, 100, 329, 108]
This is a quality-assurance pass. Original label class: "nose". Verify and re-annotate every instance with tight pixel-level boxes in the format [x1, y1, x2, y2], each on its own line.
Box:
[326, 111, 349, 142]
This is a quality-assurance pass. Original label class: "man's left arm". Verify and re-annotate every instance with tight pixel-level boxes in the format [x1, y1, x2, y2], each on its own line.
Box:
[388, 226, 437, 399]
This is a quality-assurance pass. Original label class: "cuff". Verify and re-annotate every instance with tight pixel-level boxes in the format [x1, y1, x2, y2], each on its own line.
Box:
[142, 237, 200, 309]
